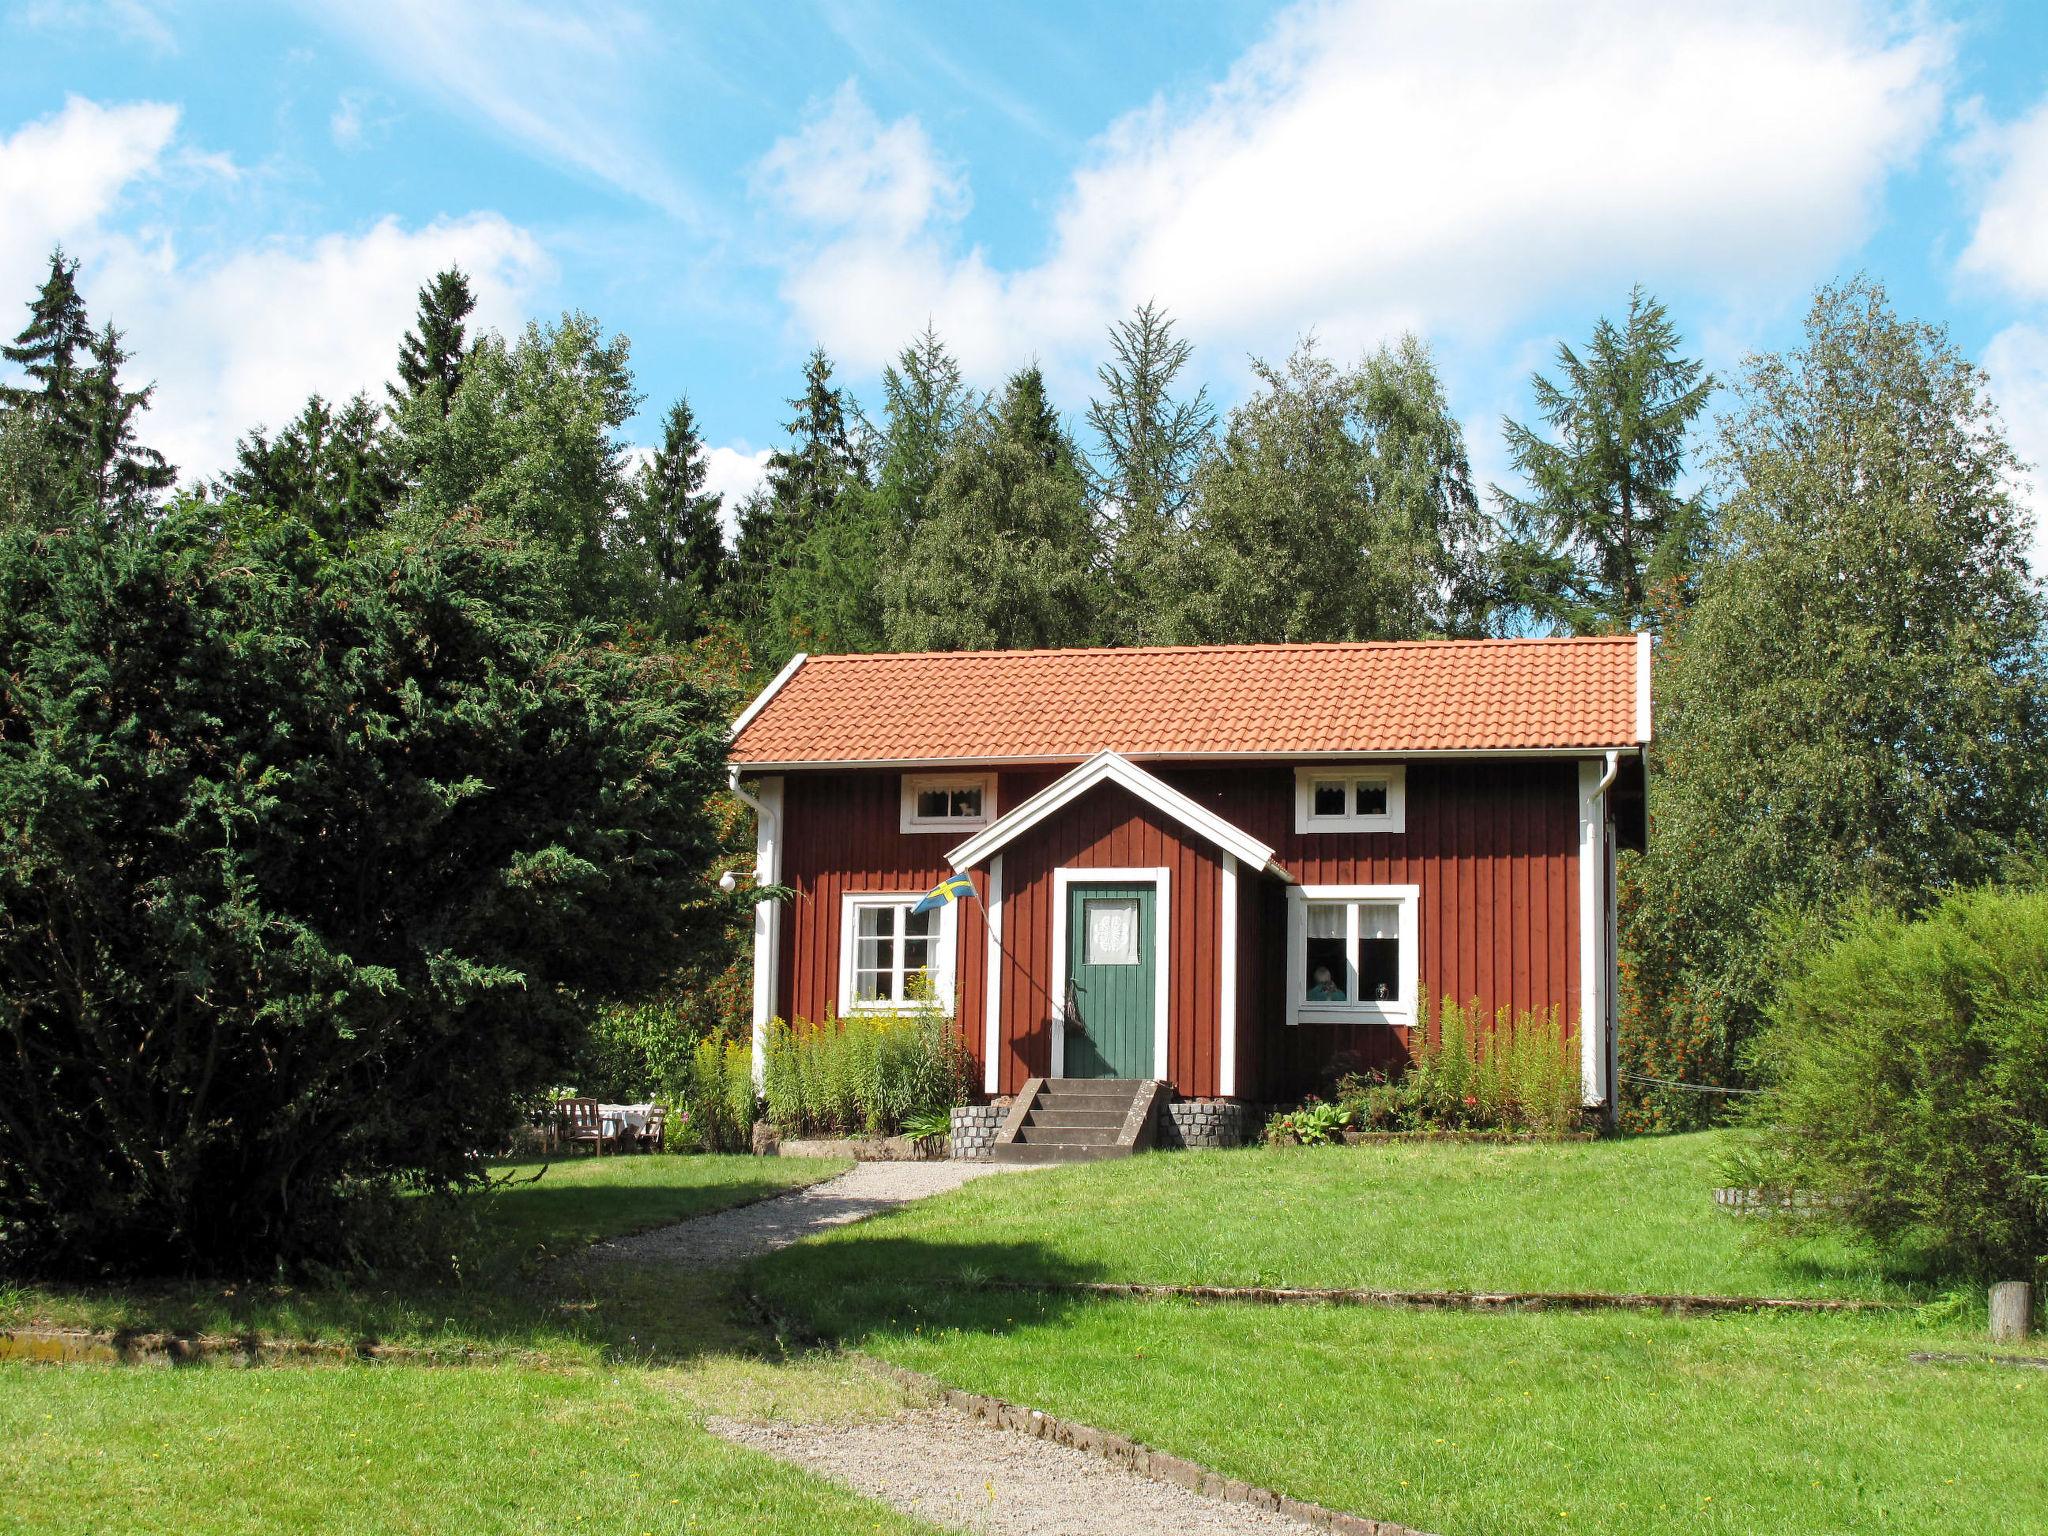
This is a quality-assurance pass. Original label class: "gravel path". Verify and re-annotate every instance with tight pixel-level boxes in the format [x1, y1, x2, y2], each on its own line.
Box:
[589, 1159, 1033, 1269]
[712, 1411, 1326, 1536]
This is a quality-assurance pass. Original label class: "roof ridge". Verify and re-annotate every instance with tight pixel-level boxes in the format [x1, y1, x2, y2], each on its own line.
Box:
[803, 635, 1642, 664]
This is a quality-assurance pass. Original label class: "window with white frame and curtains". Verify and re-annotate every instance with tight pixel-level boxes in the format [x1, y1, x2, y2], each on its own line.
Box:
[837, 893, 958, 1015]
[1285, 884, 1419, 1025]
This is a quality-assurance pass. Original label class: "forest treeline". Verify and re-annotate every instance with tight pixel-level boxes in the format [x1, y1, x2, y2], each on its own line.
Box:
[1, 249, 2042, 1126]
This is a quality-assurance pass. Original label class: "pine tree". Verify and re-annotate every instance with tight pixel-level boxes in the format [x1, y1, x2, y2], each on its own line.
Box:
[388, 268, 476, 414]
[1086, 302, 1213, 641]
[883, 366, 1107, 651]
[1493, 286, 1713, 633]
[627, 397, 728, 638]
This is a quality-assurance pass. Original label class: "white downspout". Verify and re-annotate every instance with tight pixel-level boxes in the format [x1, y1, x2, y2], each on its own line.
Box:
[728, 767, 783, 1088]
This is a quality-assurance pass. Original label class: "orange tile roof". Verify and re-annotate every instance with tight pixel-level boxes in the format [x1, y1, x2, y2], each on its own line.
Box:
[730, 637, 1648, 766]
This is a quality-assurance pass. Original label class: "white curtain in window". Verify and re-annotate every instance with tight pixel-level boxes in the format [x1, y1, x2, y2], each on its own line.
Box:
[1085, 899, 1140, 965]
[1306, 904, 1347, 940]
[1358, 904, 1399, 940]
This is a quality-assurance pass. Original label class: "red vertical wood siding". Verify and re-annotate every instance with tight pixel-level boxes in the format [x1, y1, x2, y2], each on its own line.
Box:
[1200, 761, 1581, 1101]
[775, 770, 990, 1085]
[770, 759, 1582, 1103]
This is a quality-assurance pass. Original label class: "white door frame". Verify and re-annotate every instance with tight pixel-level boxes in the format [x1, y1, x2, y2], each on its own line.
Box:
[1049, 866, 1170, 1081]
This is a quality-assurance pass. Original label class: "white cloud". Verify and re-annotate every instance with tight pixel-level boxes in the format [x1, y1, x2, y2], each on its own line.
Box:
[18, 0, 176, 55]
[1982, 323, 2048, 565]
[702, 444, 771, 533]
[760, 0, 1946, 380]
[303, 0, 691, 215]
[1, 94, 552, 482]
[1957, 93, 2048, 301]
[0, 96, 179, 295]
[93, 214, 551, 480]
[328, 89, 393, 152]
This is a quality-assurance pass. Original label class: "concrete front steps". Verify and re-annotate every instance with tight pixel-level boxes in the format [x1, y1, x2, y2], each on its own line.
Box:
[989, 1077, 1170, 1164]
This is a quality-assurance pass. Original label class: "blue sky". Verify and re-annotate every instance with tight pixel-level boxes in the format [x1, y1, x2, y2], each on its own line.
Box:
[5, 0, 2048, 556]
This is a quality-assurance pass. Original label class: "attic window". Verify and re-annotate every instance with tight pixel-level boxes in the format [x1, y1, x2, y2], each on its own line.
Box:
[901, 773, 995, 834]
[1294, 766, 1406, 834]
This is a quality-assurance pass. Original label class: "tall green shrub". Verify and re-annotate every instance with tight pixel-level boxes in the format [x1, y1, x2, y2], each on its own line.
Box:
[762, 1005, 964, 1137]
[677, 1031, 757, 1154]
[0, 507, 738, 1276]
[1399, 997, 1582, 1134]
[1739, 887, 2048, 1279]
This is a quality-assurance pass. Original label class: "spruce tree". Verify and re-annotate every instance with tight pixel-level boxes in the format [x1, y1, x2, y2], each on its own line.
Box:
[883, 366, 1107, 651]
[1, 250, 92, 428]
[388, 268, 477, 414]
[220, 392, 394, 542]
[726, 348, 871, 663]
[73, 323, 175, 517]
[874, 325, 967, 531]
[763, 347, 867, 544]
[1, 254, 173, 521]
[1493, 286, 1713, 633]
[627, 397, 728, 638]
[1086, 302, 1212, 642]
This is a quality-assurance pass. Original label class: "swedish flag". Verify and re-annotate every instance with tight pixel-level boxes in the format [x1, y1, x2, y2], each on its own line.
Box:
[912, 872, 976, 915]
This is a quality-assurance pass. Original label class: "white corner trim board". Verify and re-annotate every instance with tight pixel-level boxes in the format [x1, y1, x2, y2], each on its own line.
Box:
[1635, 632, 1653, 742]
[741, 774, 784, 1087]
[1576, 759, 1609, 1108]
[983, 854, 1004, 1095]
[948, 750, 1282, 877]
[1048, 865, 1171, 1081]
[1219, 853, 1238, 1098]
[730, 651, 808, 742]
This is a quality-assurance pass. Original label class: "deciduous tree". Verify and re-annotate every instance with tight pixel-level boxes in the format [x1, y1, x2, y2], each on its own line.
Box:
[1620, 278, 2048, 1127]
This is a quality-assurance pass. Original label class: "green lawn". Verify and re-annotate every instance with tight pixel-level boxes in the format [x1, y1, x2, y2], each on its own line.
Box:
[1, 1154, 845, 1362]
[746, 1132, 2043, 1536]
[779, 1289, 2045, 1536]
[0, 1151, 956, 1536]
[752, 1131, 1913, 1302]
[0, 1362, 945, 1536]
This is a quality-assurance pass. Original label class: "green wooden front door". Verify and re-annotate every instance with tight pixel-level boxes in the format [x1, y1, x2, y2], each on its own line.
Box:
[1063, 881, 1156, 1079]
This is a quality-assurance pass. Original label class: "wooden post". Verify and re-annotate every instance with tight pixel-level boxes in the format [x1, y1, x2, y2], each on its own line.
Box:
[1989, 1281, 2033, 1343]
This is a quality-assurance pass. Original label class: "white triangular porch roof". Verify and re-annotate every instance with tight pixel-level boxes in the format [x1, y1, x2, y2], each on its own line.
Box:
[946, 750, 1290, 880]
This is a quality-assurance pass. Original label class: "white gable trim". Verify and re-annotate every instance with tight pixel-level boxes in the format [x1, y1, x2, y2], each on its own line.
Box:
[945, 750, 1286, 878]
[730, 651, 808, 741]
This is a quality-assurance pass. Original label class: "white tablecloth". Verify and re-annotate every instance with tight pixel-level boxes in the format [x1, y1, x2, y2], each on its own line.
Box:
[598, 1102, 655, 1134]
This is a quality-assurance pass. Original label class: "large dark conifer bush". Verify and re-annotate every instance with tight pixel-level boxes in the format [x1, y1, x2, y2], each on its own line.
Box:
[0, 507, 736, 1276]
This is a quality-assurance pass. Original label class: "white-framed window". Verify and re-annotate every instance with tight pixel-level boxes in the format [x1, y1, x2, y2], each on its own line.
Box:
[1285, 884, 1419, 1025]
[900, 773, 996, 834]
[837, 892, 958, 1015]
[1293, 765, 1406, 834]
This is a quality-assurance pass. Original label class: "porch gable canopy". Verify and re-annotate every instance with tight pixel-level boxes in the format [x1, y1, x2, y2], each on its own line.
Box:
[946, 750, 1288, 880]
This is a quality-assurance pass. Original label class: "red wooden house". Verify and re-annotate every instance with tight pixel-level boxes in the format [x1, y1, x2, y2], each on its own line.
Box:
[727, 637, 1649, 1132]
